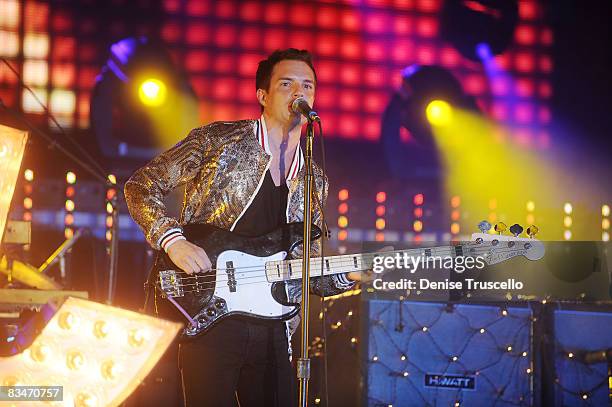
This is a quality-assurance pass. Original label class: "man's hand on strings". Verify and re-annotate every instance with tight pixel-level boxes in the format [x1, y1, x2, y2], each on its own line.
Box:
[167, 240, 212, 275]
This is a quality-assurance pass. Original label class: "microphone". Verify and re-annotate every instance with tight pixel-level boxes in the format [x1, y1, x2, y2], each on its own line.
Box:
[291, 97, 320, 122]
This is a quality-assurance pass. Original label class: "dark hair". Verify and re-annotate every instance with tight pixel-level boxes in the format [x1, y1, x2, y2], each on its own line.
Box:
[255, 48, 317, 94]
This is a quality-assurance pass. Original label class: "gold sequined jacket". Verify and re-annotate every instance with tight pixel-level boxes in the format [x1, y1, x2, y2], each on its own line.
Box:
[124, 119, 352, 305]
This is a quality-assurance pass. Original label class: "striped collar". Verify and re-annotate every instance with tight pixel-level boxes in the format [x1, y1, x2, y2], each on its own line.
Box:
[256, 115, 304, 183]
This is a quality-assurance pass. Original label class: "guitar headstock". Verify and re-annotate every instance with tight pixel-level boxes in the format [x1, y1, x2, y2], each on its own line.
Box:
[467, 221, 545, 265]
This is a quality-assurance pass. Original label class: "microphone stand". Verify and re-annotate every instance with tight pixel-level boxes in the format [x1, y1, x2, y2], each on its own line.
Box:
[298, 119, 315, 407]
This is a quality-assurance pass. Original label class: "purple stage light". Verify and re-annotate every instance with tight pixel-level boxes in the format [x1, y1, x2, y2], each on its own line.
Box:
[476, 42, 493, 61]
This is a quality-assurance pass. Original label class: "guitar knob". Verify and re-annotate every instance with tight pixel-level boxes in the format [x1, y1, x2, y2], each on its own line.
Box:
[509, 224, 524, 237]
[206, 308, 216, 317]
[494, 222, 507, 234]
[526, 225, 539, 238]
[478, 220, 492, 233]
[215, 300, 224, 309]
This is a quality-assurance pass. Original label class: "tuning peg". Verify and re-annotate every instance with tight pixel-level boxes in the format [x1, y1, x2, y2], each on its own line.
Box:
[509, 224, 524, 237]
[478, 220, 492, 233]
[494, 222, 507, 234]
[526, 225, 539, 238]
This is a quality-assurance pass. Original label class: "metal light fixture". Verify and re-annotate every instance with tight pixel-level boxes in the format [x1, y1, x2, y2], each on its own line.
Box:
[0, 297, 182, 406]
[0, 124, 28, 244]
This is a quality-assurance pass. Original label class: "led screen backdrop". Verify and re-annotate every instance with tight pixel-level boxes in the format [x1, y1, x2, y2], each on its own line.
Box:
[0, 0, 553, 148]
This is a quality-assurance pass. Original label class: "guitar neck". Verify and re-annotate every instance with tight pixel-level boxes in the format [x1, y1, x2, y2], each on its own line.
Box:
[265, 245, 460, 283]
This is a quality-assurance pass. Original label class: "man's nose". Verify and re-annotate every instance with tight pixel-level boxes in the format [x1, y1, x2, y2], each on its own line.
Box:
[292, 84, 303, 98]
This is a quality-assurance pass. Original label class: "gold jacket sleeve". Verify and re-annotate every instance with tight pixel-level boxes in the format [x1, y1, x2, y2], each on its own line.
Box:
[124, 127, 209, 250]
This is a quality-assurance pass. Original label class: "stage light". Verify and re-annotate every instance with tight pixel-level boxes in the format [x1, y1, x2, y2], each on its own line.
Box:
[138, 78, 167, 107]
[66, 171, 76, 184]
[476, 42, 493, 60]
[450, 222, 460, 235]
[426, 100, 452, 126]
[602, 205, 610, 217]
[414, 193, 424, 206]
[0, 297, 181, 406]
[0, 125, 28, 244]
[65, 199, 75, 212]
[441, 0, 518, 61]
[338, 189, 349, 201]
[92, 37, 199, 161]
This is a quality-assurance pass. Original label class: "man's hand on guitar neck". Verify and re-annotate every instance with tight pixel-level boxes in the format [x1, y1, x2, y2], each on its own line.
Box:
[166, 240, 213, 275]
[346, 245, 394, 282]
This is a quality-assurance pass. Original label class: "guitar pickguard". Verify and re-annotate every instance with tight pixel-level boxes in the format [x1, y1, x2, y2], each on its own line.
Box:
[151, 223, 313, 338]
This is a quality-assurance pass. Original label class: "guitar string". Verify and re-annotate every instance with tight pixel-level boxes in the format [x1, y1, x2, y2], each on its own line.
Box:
[170, 243, 529, 282]
[163, 241, 530, 277]
[170, 247, 461, 286]
[174, 267, 376, 295]
[159, 245, 532, 291]
[166, 244, 531, 288]
[164, 246, 454, 274]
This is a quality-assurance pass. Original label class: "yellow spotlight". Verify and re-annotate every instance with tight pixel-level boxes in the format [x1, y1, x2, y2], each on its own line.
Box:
[426, 100, 453, 126]
[138, 78, 167, 107]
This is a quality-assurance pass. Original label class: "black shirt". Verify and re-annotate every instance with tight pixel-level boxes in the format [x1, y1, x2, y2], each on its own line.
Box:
[233, 170, 289, 237]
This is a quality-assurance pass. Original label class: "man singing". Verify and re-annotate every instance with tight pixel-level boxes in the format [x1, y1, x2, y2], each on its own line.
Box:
[125, 48, 358, 406]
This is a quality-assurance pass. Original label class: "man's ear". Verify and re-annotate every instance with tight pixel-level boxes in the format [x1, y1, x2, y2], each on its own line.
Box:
[256, 88, 267, 108]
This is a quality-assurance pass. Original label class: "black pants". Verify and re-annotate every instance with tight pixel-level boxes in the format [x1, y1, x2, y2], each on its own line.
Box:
[179, 317, 295, 407]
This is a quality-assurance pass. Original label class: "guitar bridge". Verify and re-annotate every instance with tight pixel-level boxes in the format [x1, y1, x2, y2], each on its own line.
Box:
[159, 270, 184, 297]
